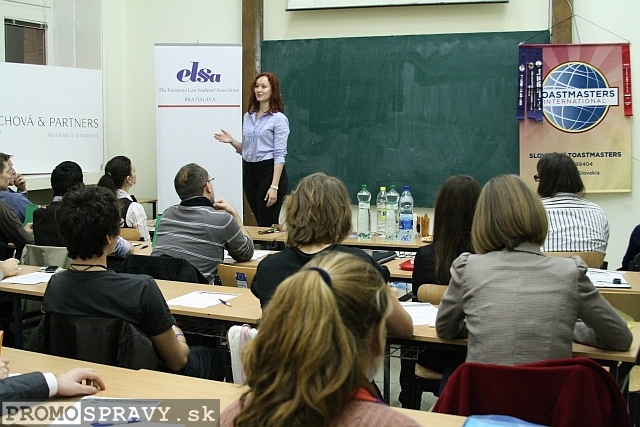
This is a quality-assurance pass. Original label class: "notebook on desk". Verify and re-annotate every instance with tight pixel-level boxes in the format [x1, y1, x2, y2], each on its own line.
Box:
[371, 250, 397, 265]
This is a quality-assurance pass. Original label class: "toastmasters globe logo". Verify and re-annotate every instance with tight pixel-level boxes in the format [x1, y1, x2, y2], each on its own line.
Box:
[176, 62, 221, 83]
[542, 62, 619, 133]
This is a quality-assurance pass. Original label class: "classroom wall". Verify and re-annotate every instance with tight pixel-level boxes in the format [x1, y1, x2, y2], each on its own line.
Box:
[102, 0, 241, 210]
[95, 1, 637, 266]
[263, 0, 639, 267]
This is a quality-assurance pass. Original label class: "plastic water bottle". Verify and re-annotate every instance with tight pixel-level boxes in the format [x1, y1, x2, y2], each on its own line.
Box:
[357, 185, 371, 239]
[398, 185, 414, 241]
[376, 187, 387, 238]
[385, 185, 399, 240]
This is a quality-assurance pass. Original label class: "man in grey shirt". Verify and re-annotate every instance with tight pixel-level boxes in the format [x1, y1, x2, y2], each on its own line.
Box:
[152, 163, 254, 284]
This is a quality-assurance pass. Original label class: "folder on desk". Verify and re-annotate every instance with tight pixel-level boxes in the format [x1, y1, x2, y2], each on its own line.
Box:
[371, 250, 397, 265]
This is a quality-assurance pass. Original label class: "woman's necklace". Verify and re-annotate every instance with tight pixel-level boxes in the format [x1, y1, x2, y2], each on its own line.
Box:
[69, 264, 108, 272]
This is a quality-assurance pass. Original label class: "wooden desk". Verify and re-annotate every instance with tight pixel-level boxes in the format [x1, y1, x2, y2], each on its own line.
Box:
[101, 369, 464, 427]
[1, 347, 132, 386]
[0, 267, 262, 348]
[245, 226, 287, 243]
[342, 235, 428, 251]
[384, 321, 640, 403]
[131, 242, 153, 255]
[386, 257, 413, 281]
[0, 349, 465, 427]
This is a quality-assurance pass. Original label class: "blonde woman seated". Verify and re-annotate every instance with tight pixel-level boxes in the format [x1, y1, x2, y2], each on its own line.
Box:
[221, 252, 420, 427]
[436, 175, 632, 365]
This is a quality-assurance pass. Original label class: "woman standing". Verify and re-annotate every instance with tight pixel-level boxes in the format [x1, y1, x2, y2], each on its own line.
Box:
[214, 72, 289, 227]
[97, 156, 150, 241]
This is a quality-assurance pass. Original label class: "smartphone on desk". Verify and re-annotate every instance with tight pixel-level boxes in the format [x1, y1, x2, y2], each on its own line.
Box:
[39, 266, 59, 273]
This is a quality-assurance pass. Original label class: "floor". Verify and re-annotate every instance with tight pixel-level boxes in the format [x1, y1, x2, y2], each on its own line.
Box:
[373, 345, 438, 410]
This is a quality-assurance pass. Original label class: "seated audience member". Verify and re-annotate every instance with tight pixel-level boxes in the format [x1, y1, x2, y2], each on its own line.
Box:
[152, 163, 254, 284]
[0, 155, 32, 223]
[97, 156, 150, 241]
[620, 224, 640, 270]
[399, 175, 480, 407]
[0, 153, 33, 257]
[221, 252, 420, 427]
[43, 186, 225, 380]
[0, 357, 104, 404]
[536, 152, 609, 253]
[33, 161, 131, 258]
[251, 172, 412, 339]
[436, 175, 632, 365]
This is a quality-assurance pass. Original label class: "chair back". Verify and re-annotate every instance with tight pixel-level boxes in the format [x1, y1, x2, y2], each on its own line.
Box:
[152, 214, 162, 248]
[416, 284, 448, 305]
[119, 254, 208, 284]
[20, 244, 71, 268]
[544, 251, 606, 269]
[24, 203, 38, 226]
[218, 263, 256, 287]
[39, 313, 160, 370]
[227, 325, 258, 384]
[119, 227, 141, 242]
[433, 357, 631, 427]
[628, 253, 640, 271]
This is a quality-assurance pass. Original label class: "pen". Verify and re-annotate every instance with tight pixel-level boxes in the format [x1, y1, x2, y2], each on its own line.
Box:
[219, 298, 232, 307]
[91, 418, 142, 427]
[139, 245, 149, 249]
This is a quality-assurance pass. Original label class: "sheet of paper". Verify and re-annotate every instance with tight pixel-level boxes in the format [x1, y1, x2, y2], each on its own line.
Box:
[1, 272, 53, 285]
[224, 249, 271, 261]
[166, 291, 239, 308]
[586, 268, 631, 288]
[400, 302, 438, 326]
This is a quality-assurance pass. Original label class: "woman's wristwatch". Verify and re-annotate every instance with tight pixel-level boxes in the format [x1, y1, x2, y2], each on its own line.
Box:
[270, 185, 279, 190]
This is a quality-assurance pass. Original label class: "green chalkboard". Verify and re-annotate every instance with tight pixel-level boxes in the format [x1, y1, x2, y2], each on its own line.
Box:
[262, 31, 549, 206]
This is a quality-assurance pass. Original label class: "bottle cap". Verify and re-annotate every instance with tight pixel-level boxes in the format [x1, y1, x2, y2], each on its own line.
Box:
[390, 184, 396, 191]
[380, 186, 386, 191]
[404, 185, 410, 191]
[362, 184, 367, 190]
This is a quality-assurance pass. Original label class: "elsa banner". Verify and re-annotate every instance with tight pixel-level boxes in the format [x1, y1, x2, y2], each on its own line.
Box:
[155, 44, 243, 214]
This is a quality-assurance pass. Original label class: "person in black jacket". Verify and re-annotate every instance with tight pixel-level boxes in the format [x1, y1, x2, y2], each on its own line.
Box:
[0, 358, 104, 406]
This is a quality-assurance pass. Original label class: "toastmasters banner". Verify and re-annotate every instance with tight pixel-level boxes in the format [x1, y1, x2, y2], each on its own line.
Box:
[155, 44, 243, 213]
[519, 43, 632, 192]
[0, 62, 103, 174]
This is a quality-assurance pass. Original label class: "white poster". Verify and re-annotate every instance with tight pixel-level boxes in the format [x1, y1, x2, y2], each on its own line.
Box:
[155, 44, 243, 214]
[0, 62, 103, 174]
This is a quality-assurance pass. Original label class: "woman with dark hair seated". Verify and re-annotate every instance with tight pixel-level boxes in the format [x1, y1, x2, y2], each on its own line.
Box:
[536, 152, 609, 253]
[399, 175, 480, 408]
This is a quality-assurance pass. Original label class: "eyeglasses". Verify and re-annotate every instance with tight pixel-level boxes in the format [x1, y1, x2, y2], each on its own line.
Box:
[533, 174, 540, 182]
[204, 177, 214, 187]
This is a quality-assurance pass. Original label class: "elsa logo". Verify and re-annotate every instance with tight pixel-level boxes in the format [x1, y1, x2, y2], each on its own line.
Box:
[542, 62, 618, 133]
[176, 62, 221, 83]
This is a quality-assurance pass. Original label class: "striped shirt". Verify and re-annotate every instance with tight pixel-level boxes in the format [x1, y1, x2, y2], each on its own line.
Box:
[241, 111, 289, 164]
[152, 201, 254, 283]
[541, 193, 609, 253]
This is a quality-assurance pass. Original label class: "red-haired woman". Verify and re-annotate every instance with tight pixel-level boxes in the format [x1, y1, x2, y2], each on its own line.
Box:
[215, 72, 289, 227]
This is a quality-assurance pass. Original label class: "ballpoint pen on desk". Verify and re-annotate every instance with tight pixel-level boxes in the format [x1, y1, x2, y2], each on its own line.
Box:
[219, 298, 233, 307]
[91, 418, 142, 427]
[257, 228, 277, 235]
[139, 245, 149, 249]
